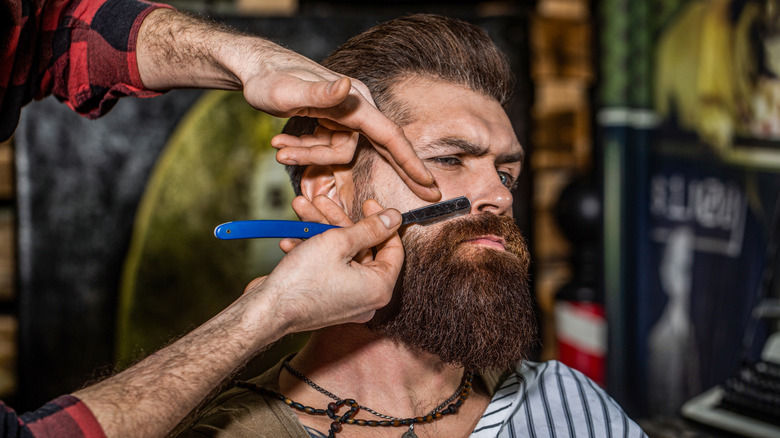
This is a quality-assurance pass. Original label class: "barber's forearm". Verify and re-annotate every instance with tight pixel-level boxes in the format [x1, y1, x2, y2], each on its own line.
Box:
[70, 207, 402, 437]
[136, 8, 271, 91]
[72, 285, 285, 438]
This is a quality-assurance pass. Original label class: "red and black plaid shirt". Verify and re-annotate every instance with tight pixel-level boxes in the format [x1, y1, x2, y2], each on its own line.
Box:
[1, 0, 168, 141]
[1, 395, 105, 437]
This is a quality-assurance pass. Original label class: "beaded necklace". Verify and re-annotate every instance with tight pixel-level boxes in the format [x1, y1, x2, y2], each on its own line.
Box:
[235, 362, 473, 438]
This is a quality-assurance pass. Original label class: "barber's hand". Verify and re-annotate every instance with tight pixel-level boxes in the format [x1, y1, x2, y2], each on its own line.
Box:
[137, 10, 438, 201]
[240, 51, 440, 202]
[243, 200, 403, 334]
[279, 195, 372, 260]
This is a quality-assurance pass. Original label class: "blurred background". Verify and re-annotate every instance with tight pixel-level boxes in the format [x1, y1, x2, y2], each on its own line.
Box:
[1, 0, 780, 436]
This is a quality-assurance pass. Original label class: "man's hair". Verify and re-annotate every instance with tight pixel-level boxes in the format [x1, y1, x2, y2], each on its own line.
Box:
[284, 13, 514, 195]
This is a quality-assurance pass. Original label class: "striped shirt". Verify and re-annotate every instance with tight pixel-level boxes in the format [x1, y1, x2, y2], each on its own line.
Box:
[471, 361, 647, 438]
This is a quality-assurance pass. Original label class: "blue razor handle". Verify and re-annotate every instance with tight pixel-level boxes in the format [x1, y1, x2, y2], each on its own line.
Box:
[214, 220, 339, 240]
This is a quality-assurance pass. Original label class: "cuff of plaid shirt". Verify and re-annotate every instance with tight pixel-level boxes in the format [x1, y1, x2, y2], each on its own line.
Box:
[17, 394, 106, 438]
[54, 0, 174, 119]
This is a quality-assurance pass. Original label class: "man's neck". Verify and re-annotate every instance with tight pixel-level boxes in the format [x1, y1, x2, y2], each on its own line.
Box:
[285, 324, 463, 415]
[278, 323, 491, 437]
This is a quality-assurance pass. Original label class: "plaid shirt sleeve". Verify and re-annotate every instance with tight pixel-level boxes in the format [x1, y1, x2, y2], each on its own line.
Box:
[1, 0, 171, 141]
[1, 395, 106, 437]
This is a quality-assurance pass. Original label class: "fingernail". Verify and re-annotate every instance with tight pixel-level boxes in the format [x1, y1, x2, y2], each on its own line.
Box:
[279, 154, 297, 165]
[379, 213, 392, 228]
[378, 210, 400, 228]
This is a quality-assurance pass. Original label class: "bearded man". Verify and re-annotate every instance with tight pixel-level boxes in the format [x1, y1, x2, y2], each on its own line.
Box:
[177, 14, 646, 438]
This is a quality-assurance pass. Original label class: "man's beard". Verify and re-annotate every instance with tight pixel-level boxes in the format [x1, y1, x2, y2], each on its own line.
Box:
[353, 191, 537, 371]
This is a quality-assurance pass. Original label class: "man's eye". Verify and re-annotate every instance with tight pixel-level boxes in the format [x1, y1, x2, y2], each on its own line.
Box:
[431, 156, 462, 166]
[498, 171, 516, 189]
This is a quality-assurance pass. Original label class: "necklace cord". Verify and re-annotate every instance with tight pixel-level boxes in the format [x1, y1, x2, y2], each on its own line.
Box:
[282, 360, 467, 420]
[234, 361, 474, 438]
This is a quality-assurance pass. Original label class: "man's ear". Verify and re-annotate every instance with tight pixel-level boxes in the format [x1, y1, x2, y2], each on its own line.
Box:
[300, 165, 355, 213]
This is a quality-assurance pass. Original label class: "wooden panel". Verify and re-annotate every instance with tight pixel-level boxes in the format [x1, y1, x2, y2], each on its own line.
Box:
[0, 315, 17, 397]
[0, 209, 13, 302]
[0, 138, 12, 199]
[236, 0, 297, 14]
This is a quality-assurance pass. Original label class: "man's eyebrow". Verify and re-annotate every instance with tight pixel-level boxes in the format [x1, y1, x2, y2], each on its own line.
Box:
[421, 137, 525, 164]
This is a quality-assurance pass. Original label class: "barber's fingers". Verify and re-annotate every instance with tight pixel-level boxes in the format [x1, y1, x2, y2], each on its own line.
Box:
[313, 196, 354, 226]
[268, 78, 439, 202]
[276, 120, 441, 204]
[361, 199, 403, 262]
[286, 193, 354, 237]
[269, 207, 402, 330]
[272, 129, 359, 166]
[315, 96, 437, 199]
[361, 199, 383, 217]
[307, 196, 382, 264]
[301, 76, 353, 109]
[311, 197, 376, 264]
[284, 196, 374, 262]
[367, 229, 404, 280]
[279, 197, 324, 254]
[280, 196, 360, 255]
[268, 76, 352, 116]
[255, 76, 351, 117]
[354, 209, 404, 308]
[349, 200, 386, 264]
[279, 238, 302, 254]
[272, 125, 351, 148]
[251, 65, 438, 202]
[291, 196, 329, 223]
[329, 207, 402, 264]
[323, 110, 440, 202]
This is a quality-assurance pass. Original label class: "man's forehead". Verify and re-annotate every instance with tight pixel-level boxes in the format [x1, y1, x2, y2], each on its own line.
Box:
[389, 77, 523, 161]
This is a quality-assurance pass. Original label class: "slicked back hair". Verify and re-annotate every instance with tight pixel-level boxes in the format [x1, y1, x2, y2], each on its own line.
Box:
[284, 13, 514, 195]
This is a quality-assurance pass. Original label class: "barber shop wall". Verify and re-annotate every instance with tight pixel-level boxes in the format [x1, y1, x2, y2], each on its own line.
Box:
[9, 3, 534, 411]
[598, 0, 780, 424]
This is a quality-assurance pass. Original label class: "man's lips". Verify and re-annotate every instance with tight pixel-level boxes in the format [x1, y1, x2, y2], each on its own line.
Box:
[462, 235, 506, 250]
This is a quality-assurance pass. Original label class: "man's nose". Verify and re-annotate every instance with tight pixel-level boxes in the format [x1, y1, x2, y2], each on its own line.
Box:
[468, 169, 513, 216]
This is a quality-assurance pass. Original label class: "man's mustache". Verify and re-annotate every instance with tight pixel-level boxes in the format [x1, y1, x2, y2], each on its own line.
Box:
[410, 213, 527, 257]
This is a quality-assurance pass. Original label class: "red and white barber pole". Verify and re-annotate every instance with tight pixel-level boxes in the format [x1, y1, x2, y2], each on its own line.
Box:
[553, 177, 607, 386]
[555, 300, 607, 386]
